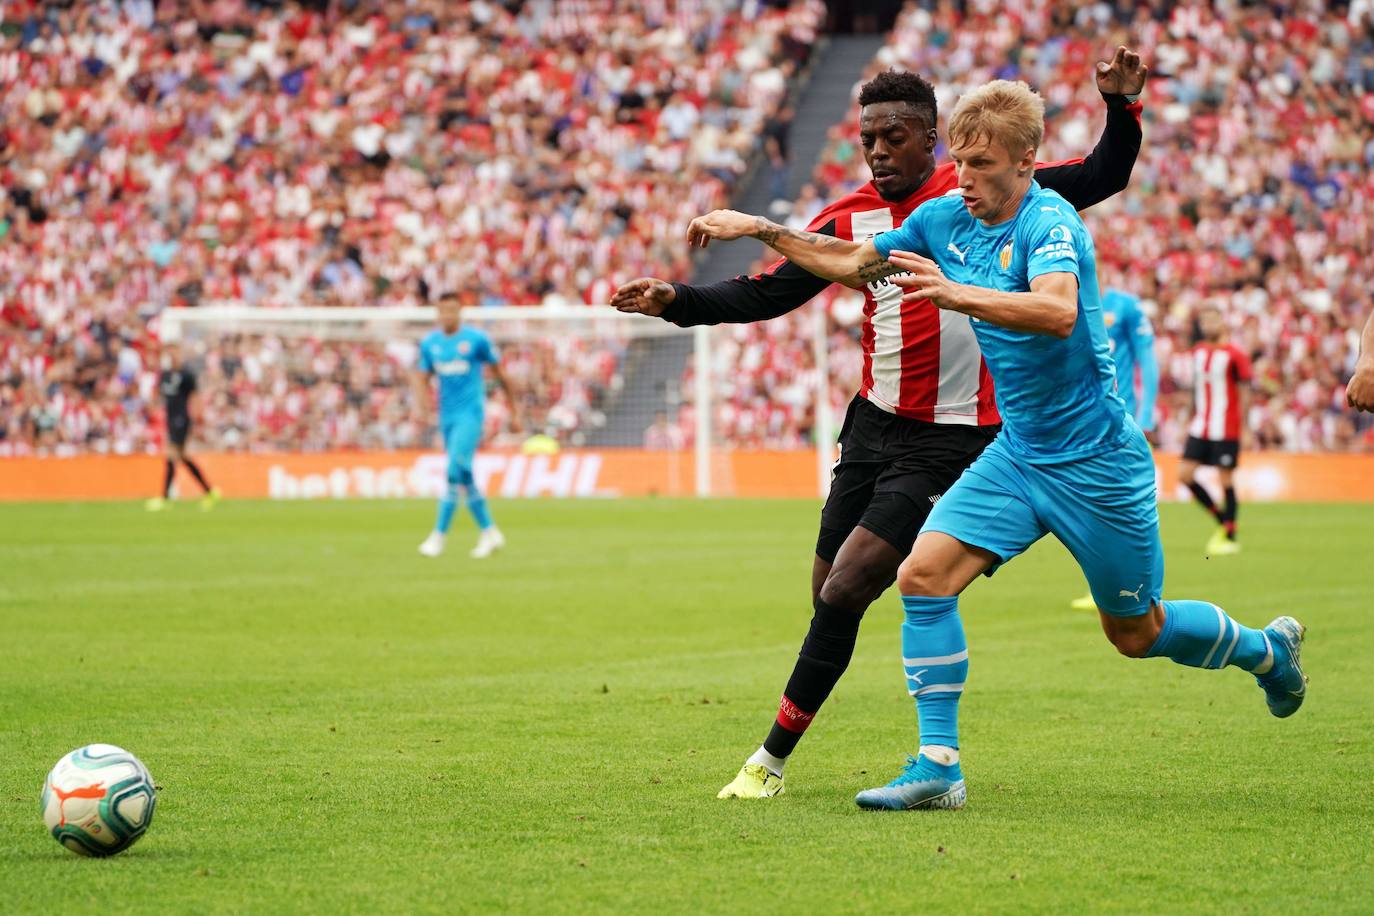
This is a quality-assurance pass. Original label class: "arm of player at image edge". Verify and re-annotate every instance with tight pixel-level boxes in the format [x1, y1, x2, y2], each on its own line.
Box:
[1033, 45, 1146, 209]
[684, 210, 901, 290]
[1348, 308, 1374, 412]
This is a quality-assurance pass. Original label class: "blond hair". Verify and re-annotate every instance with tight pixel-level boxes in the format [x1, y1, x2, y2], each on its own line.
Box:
[947, 80, 1045, 159]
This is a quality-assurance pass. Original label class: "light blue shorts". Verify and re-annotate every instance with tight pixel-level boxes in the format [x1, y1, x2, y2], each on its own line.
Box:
[922, 422, 1163, 616]
[440, 413, 483, 471]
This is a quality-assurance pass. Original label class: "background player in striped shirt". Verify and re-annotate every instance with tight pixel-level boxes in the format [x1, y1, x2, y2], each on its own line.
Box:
[612, 48, 1146, 799]
[1070, 282, 1158, 609]
[1179, 303, 1251, 556]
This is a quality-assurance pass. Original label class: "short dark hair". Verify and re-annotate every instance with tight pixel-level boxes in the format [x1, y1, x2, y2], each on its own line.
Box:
[858, 70, 937, 128]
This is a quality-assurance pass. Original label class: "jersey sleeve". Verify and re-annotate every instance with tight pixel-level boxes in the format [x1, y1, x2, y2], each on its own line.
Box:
[1024, 211, 1083, 282]
[871, 203, 932, 260]
[1033, 94, 1143, 210]
[1230, 345, 1253, 382]
[661, 225, 834, 328]
[416, 339, 433, 373]
[477, 331, 499, 365]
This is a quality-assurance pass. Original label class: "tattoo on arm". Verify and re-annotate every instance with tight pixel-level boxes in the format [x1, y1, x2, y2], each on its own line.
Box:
[752, 217, 849, 251]
[751, 216, 900, 284]
[855, 259, 905, 283]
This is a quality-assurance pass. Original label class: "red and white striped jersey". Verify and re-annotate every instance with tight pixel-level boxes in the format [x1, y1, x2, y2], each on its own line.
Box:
[1188, 342, 1252, 441]
[805, 162, 999, 426]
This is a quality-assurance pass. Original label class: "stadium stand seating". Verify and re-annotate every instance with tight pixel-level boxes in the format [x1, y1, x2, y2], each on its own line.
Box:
[706, 0, 1374, 452]
[0, 0, 822, 453]
[4, 0, 1371, 453]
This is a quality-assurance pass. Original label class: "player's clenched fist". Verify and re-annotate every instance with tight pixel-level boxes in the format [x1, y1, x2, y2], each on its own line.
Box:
[687, 210, 759, 248]
[1348, 364, 1374, 412]
[610, 278, 676, 316]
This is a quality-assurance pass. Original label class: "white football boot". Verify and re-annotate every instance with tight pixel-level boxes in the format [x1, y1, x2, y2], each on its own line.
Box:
[418, 531, 445, 557]
[470, 527, 505, 559]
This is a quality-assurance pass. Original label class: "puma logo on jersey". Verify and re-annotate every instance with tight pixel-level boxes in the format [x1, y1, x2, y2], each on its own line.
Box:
[1040, 204, 1063, 214]
[946, 241, 968, 264]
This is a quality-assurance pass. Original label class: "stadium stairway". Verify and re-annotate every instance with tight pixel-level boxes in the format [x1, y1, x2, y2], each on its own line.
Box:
[590, 35, 886, 448]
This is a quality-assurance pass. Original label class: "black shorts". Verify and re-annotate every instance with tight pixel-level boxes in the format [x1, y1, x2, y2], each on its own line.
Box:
[168, 415, 191, 448]
[816, 396, 1000, 562]
[1182, 436, 1239, 469]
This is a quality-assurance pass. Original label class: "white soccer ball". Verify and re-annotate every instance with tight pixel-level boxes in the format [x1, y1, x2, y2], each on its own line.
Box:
[41, 744, 157, 857]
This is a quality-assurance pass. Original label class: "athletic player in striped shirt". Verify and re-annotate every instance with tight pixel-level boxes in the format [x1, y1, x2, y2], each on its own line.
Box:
[687, 79, 1306, 812]
[1179, 303, 1251, 556]
[613, 48, 1146, 799]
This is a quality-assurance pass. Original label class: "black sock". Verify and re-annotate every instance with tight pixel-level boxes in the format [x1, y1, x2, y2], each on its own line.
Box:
[162, 459, 175, 498]
[1186, 481, 1223, 522]
[182, 458, 212, 492]
[762, 596, 864, 760]
[1223, 487, 1238, 539]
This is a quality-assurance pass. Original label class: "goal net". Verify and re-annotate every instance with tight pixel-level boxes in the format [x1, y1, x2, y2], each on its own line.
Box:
[160, 305, 837, 499]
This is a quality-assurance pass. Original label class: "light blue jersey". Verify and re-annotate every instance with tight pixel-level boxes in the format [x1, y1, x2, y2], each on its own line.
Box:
[1102, 288, 1158, 431]
[873, 182, 1129, 464]
[417, 327, 499, 421]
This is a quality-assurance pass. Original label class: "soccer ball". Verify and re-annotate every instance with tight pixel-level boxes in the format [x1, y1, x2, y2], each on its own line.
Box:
[41, 744, 157, 857]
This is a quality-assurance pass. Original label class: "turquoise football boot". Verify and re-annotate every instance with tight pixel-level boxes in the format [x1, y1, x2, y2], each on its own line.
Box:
[854, 755, 966, 811]
[1256, 616, 1307, 718]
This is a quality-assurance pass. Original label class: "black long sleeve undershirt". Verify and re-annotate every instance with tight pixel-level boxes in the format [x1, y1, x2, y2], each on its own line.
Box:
[662, 93, 1143, 329]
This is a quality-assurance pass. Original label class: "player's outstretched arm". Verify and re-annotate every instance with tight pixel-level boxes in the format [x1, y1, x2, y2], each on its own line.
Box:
[1035, 46, 1146, 209]
[1346, 309, 1374, 411]
[686, 210, 899, 289]
[611, 256, 831, 328]
[887, 251, 1078, 338]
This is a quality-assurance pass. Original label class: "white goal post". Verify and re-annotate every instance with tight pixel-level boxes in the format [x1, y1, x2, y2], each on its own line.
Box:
[161, 304, 836, 498]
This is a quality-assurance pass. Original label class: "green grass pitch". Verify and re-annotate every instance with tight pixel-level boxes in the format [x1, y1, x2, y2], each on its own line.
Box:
[2, 498, 1371, 913]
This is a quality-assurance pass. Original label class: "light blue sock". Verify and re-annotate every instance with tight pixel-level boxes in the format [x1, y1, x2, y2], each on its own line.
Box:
[435, 483, 459, 535]
[901, 595, 968, 749]
[1146, 599, 1270, 671]
[467, 494, 492, 531]
[452, 467, 492, 531]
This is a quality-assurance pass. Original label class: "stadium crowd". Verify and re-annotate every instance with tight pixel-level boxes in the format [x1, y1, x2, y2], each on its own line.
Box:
[708, 0, 1374, 452]
[0, 0, 821, 453]
[3, 0, 1372, 455]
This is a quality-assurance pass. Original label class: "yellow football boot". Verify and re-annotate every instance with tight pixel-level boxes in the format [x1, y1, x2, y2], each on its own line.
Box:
[1205, 527, 1241, 557]
[716, 763, 784, 799]
[1069, 593, 1097, 611]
